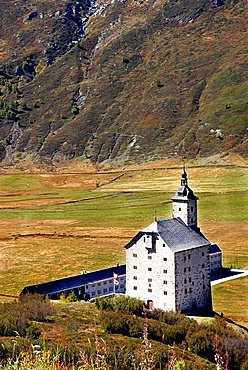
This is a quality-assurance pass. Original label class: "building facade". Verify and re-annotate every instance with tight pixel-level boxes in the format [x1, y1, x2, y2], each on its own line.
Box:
[125, 169, 215, 313]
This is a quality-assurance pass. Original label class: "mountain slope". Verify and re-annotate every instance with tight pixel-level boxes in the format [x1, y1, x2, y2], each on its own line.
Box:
[0, 0, 247, 164]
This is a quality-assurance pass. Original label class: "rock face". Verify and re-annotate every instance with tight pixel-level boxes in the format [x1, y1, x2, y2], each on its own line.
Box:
[0, 0, 247, 164]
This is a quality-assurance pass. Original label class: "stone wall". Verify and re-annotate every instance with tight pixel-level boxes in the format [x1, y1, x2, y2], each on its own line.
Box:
[175, 245, 212, 312]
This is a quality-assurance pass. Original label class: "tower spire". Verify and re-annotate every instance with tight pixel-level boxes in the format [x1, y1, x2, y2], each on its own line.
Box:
[181, 162, 188, 186]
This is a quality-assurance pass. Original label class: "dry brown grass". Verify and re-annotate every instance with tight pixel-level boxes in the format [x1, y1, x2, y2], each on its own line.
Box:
[200, 221, 248, 268]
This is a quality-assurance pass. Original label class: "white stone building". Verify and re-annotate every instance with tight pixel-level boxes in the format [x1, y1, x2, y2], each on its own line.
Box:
[125, 169, 218, 313]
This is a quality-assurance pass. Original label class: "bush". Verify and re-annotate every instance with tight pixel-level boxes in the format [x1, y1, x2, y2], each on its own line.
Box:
[65, 293, 78, 302]
[0, 294, 56, 337]
[95, 295, 144, 315]
[26, 324, 41, 339]
[71, 106, 79, 116]
[5, 111, 16, 120]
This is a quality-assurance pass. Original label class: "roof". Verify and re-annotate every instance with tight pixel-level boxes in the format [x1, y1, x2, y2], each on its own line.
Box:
[21, 264, 126, 296]
[125, 218, 210, 253]
[209, 244, 222, 254]
[171, 185, 198, 201]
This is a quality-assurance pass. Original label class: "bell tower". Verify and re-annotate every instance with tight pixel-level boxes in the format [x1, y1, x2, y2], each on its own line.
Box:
[171, 166, 198, 228]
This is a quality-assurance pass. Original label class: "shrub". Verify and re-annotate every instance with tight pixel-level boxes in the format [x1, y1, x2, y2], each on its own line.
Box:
[26, 324, 41, 339]
[0, 294, 56, 337]
[65, 293, 78, 302]
[21, 101, 27, 110]
[95, 295, 144, 315]
[5, 111, 16, 120]
[71, 106, 79, 116]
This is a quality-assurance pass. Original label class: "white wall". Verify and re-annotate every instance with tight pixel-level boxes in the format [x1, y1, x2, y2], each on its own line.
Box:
[126, 234, 176, 310]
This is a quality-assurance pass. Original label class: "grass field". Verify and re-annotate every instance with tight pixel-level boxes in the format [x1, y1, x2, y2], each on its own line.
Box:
[0, 165, 247, 324]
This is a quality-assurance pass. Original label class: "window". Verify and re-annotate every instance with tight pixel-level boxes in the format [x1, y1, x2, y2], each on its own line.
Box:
[163, 257, 167, 261]
[120, 284, 124, 288]
[192, 281, 194, 286]
[133, 276, 137, 280]
[103, 281, 107, 285]
[148, 288, 152, 292]
[133, 286, 137, 290]
[202, 263, 205, 268]
[188, 254, 191, 260]
[133, 253, 137, 257]
[148, 256, 152, 260]
[179, 207, 181, 211]
[86, 285, 88, 289]
[184, 267, 186, 273]
[103, 288, 107, 293]
[149, 283, 152, 288]
[108, 280, 112, 283]
[191, 218, 193, 223]
[148, 267, 152, 271]
[133, 266, 137, 269]
[184, 256, 186, 262]
[92, 292, 95, 296]
[98, 290, 101, 294]
[97, 282, 101, 286]
[185, 288, 187, 294]
[189, 288, 192, 293]
[184, 278, 187, 284]
[189, 277, 191, 283]
[109, 287, 113, 291]
[163, 269, 167, 273]
[202, 274, 205, 279]
[191, 207, 193, 212]
[188, 266, 191, 272]
[202, 251, 204, 256]
[163, 280, 167, 284]
[203, 284, 205, 290]
[92, 284, 95, 287]
[143, 237, 146, 242]
[163, 243, 165, 247]
[148, 278, 152, 282]
[164, 291, 167, 295]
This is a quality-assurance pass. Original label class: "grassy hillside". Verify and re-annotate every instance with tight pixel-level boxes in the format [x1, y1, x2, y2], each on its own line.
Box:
[0, 0, 247, 164]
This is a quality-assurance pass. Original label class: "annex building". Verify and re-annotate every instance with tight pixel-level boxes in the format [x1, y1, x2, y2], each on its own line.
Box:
[22, 168, 222, 313]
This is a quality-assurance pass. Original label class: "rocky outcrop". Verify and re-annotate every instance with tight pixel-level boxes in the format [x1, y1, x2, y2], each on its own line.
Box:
[45, 0, 97, 64]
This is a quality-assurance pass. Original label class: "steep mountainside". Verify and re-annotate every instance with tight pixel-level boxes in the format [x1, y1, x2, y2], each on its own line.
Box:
[0, 0, 247, 164]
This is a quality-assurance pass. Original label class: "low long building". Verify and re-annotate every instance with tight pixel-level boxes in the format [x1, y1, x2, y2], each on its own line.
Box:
[21, 265, 126, 300]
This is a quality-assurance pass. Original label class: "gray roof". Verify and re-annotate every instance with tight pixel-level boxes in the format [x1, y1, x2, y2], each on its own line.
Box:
[171, 185, 198, 201]
[125, 218, 210, 253]
[209, 244, 222, 254]
[156, 218, 210, 252]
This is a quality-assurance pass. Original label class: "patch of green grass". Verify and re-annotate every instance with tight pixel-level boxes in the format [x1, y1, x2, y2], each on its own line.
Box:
[212, 276, 248, 326]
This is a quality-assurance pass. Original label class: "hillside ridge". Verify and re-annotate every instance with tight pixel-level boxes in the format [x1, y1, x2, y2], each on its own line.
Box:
[0, 0, 247, 165]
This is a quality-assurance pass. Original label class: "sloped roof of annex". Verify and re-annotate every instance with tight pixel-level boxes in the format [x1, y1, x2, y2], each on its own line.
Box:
[124, 217, 210, 253]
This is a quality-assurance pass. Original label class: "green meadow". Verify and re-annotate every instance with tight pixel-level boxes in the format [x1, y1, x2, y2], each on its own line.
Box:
[0, 165, 247, 324]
